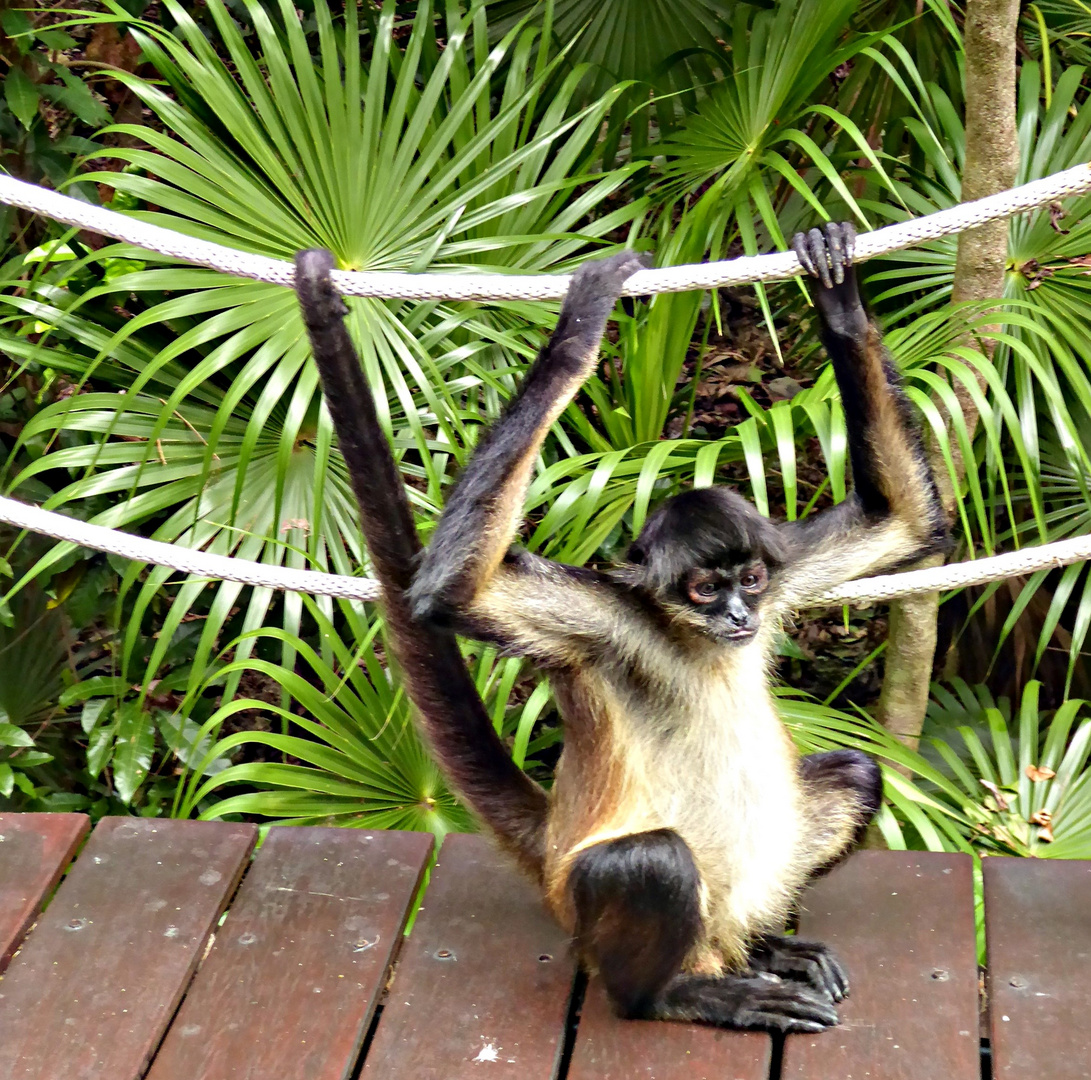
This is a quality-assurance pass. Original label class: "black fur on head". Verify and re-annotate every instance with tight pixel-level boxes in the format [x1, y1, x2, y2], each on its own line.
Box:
[625, 487, 786, 593]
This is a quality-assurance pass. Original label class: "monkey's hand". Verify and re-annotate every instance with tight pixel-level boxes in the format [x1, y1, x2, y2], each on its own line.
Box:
[792, 222, 868, 341]
[548, 250, 651, 373]
[748, 934, 849, 1003]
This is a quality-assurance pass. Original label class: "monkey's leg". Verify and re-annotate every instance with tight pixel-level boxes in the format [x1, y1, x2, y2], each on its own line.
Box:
[568, 830, 840, 1034]
[800, 748, 883, 859]
[746, 749, 882, 1002]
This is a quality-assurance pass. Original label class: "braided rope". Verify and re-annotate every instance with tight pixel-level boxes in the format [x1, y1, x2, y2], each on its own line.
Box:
[1, 164, 1090, 299]
[4, 167, 1091, 604]
[0, 496, 380, 602]
[0, 495, 1087, 608]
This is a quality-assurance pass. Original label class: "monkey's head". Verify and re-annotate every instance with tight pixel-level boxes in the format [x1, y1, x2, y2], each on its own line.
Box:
[625, 487, 786, 645]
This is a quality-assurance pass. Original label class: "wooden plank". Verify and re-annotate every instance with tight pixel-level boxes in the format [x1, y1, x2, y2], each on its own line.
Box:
[567, 979, 771, 1080]
[146, 826, 433, 1080]
[984, 857, 1091, 1080]
[0, 813, 89, 971]
[782, 850, 979, 1080]
[361, 833, 575, 1080]
[0, 817, 255, 1080]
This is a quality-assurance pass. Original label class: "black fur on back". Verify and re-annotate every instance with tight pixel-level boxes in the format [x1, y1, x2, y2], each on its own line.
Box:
[627, 487, 787, 592]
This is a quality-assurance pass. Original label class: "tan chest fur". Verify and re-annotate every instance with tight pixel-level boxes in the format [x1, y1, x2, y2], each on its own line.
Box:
[545, 632, 811, 969]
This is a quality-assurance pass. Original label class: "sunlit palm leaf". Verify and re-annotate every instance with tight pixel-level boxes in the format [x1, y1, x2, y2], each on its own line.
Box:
[1, 0, 641, 706]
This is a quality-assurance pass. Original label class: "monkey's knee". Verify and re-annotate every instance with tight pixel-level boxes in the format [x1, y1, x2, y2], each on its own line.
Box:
[567, 829, 701, 1018]
[799, 749, 882, 867]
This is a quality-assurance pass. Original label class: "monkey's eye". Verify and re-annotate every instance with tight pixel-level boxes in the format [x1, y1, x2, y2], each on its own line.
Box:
[686, 576, 721, 605]
[739, 564, 768, 592]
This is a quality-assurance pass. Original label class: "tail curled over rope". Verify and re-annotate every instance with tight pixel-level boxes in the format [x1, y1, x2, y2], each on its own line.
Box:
[293, 249, 549, 879]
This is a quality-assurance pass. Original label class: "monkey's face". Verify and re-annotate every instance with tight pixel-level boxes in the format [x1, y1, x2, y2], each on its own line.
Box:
[678, 560, 769, 645]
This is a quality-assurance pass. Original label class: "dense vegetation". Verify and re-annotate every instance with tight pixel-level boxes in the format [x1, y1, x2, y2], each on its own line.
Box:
[3, 0, 1091, 863]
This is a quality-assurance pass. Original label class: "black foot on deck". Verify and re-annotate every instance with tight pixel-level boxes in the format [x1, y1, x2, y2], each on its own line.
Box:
[645, 971, 841, 1035]
[748, 934, 850, 1003]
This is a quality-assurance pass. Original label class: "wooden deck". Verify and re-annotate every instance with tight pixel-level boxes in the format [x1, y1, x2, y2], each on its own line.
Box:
[0, 813, 1088, 1080]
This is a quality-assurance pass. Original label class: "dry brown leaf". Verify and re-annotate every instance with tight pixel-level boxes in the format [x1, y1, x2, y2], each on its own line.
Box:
[1026, 764, 1056, 782]
[1030, 809, 1052, 826]
[980, 779, 1009, 811]
[1038, 823, 1055, 843]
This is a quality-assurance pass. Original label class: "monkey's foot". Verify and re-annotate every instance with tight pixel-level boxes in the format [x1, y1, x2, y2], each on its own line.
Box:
[747, 934, 849, 1003]
[645, 972, 840, 1035]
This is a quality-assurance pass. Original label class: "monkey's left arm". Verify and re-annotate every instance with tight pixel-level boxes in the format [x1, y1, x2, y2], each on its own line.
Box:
[771, 223, 949, 610]
[408, 252, 650, 665]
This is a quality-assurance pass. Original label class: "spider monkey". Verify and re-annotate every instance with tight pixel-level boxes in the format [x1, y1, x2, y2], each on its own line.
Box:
[294, 223, 948, 1034]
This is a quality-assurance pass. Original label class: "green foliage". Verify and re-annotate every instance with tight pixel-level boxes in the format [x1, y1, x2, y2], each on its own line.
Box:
[169, 601, 467, 835]
[1, 3, 116, 252]
[0, 0, 642, 722]
[925, 680, 1091, 858]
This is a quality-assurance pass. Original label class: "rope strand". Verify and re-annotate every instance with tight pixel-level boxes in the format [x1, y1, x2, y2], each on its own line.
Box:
[1, 164, 1089, 300]
[0, 495, 1087, 608]
[3, 167, 1091, 604]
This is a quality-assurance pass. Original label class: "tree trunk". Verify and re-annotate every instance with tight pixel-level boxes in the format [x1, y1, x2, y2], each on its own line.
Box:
[874, 0, 1020, 757]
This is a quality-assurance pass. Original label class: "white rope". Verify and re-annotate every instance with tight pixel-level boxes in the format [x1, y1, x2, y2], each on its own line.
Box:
[5, 167, 1091, 605]
[0, 496, 378, 603]
[1, 164, 1089, 300]
[0, 494, 1087, 608]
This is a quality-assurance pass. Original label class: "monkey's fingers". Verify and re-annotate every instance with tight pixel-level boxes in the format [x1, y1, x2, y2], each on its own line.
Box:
[824, 222, 847, 286]
[656, 972, 840, 1034]
[807, 227, 834, 289]
[816, 946, 850, 1002]
[791, 231, 818, 278]
[730, 981, 841, 1034]
[790, 941, 849, 1003]
[748, 935, 849, 1003]
[840, 220, 857, 266]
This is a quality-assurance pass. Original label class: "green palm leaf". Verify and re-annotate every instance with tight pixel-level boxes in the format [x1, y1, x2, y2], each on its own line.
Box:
[0, 0, 642, 711]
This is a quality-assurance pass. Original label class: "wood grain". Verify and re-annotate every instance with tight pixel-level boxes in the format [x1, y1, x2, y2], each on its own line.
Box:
[782, 850, 979, 1080]
[0, 817, 255, 1080]
[0, 813, 88, 971]
[361, 833, 575, 1080]
[566, 978, 771, 1080]
[985, 856, 1091, 1080]
[146, 826, 433, 1080]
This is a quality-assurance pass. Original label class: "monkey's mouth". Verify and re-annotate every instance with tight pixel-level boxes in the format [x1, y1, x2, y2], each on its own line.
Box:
[714, 625, 758, 645]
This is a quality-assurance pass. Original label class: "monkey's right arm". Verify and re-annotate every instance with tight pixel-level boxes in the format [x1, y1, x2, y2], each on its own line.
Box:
[772, 224, 949, 610]
[408, 252, 648, 665]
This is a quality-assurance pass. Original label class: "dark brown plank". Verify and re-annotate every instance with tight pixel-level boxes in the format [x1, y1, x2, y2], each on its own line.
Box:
[782, 850, 979, 1080]
[0, 817, 255, 1080]
[984, 856, 1091, 1080]
[362, 832, 575, 1080]
[146, 826, 433, 1080]
[567, 979, 771, 1080]
[0, 813, 89, 970]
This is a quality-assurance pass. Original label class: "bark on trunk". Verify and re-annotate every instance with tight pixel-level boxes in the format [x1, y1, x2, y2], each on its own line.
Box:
[874, 0, 1020, 760]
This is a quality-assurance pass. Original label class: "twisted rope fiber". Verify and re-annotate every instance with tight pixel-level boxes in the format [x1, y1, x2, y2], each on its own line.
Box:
[2, 494, 1091, 607]
[1, 164, 1090, 299]
[3, 166, 1091, 605]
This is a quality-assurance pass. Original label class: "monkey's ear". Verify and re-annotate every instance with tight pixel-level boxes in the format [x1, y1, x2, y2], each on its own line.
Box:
[759, 525, 790, 570]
